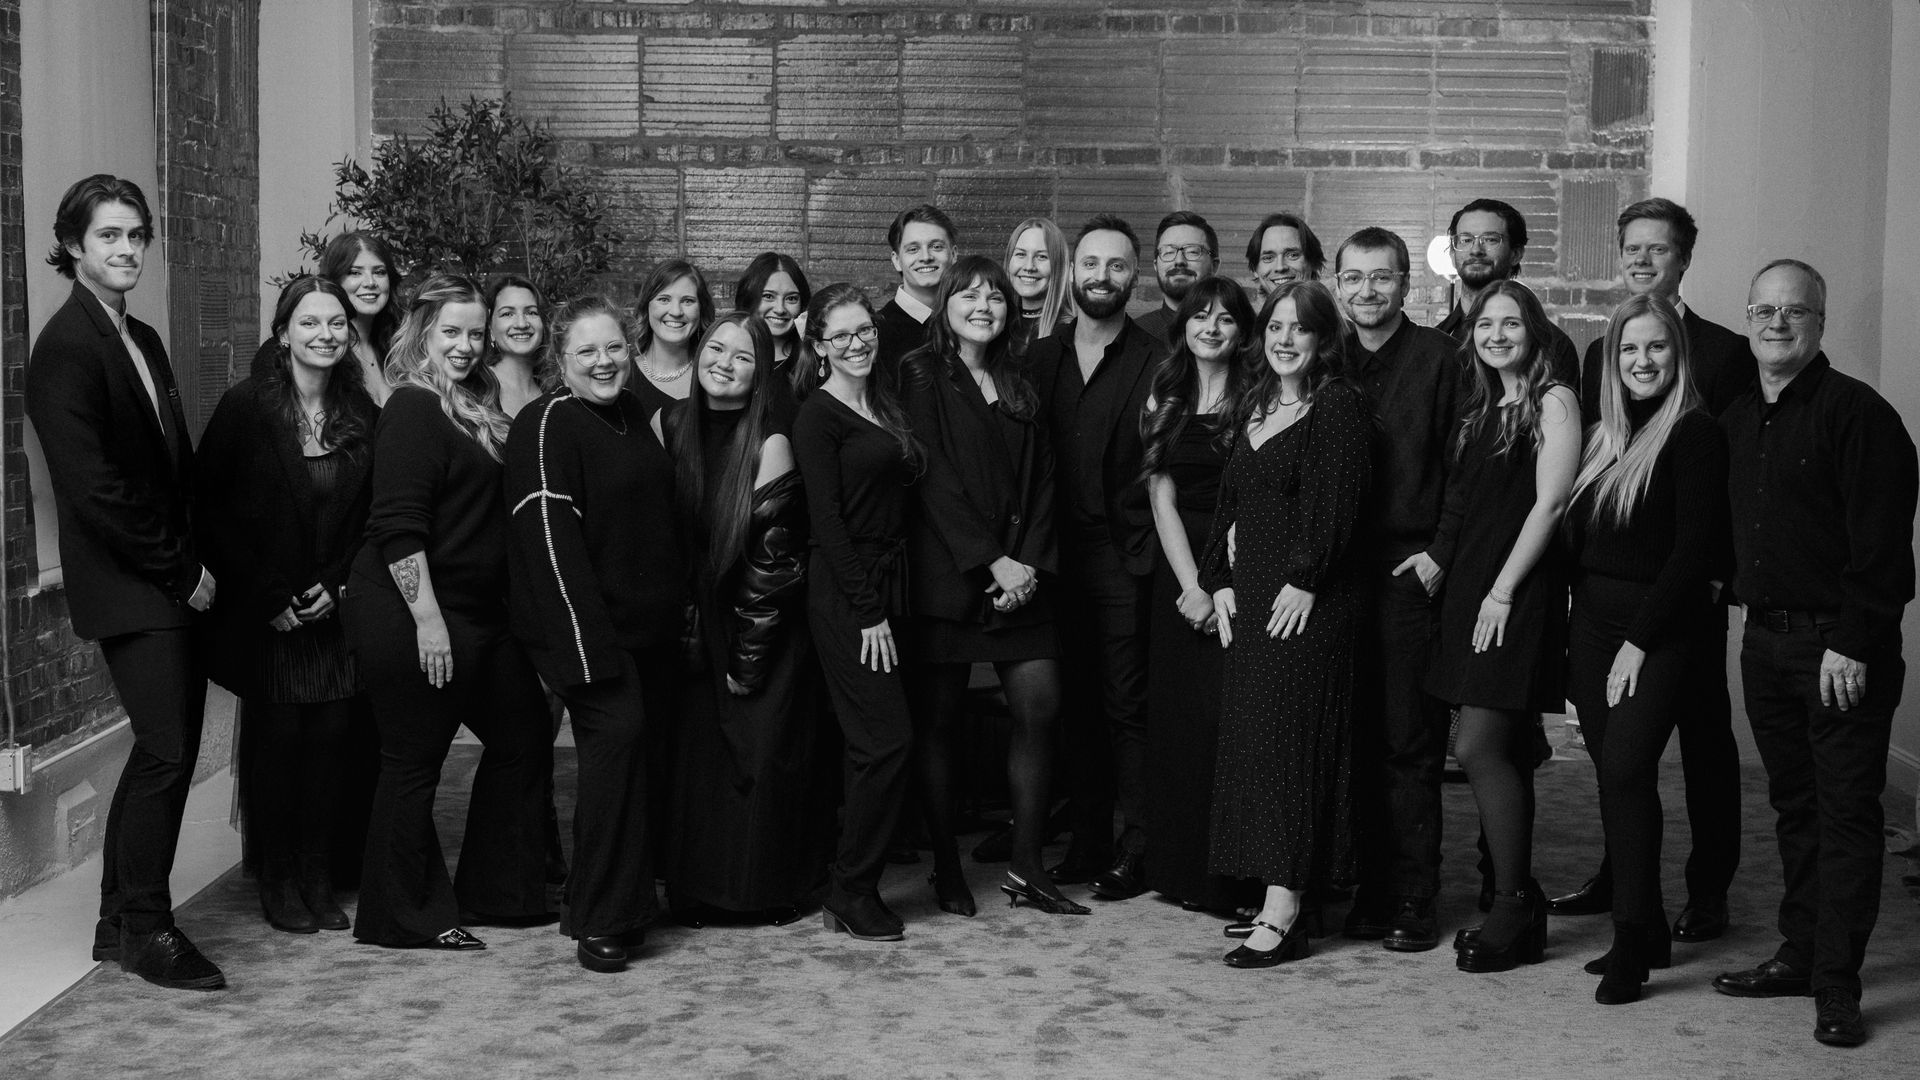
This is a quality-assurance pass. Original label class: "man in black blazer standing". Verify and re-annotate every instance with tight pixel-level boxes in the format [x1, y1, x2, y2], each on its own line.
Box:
[1025, 214, 1165, 899]
[25, 174, 225, 990]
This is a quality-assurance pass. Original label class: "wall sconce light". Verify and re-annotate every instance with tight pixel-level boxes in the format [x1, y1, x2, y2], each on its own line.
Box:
[1426, 234, 1457, 281]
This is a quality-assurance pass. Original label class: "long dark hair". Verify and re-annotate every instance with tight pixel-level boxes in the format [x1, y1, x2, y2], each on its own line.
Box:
[1140, 276, 1256, 478]
[800, 283, 922, 472]
[903, 255, 1039, 420]
[733, 251, 812, 328]
[672, 311, 780, 575]
[1231, 280, 1347, 436]
[317, 231, 401, 360]
[1455, 279, 1561, 461]
[268, 276, 372, 460]
[482, 273, 554, 390]
[635, 258, 716, 354]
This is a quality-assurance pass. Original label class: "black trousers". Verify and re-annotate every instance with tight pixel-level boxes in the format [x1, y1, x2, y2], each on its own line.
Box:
[1741, 616, 1902, 998]
[1673, 608, 1742, 901]
[1353, 561, 1448, 901]
[554, 646, 673, 938]
[1057, 538, 1151, 858]
[808, 557, 912, 898]
[348, 591, 551, 946]
[97, 628, 209, 935]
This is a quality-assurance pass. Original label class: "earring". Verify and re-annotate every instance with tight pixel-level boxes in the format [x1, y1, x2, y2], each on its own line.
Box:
[817, 357, 829, 379]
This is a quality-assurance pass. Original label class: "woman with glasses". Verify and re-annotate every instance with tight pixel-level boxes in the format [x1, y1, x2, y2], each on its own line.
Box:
[733, 251, 812, 425]
[633, 258, 717, 415]
[486, 274, 550, 419]
[1141, 276, 1256, 917]
[1005, 217, 1072, 355]
[1246, 212, 1325, 300]
[793, 284, 922, 941]
[504, 297, 689, 972]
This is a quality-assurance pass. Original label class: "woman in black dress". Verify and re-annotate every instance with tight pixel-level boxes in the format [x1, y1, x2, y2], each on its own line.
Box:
[793, 283, 922, 941]
[631, 258, 715, 415]
[199, 276, 376, 934]
[504, 296, 689, 972]
[485, 273, 549, 419]
[1004, 218, 1071, 356]
[900, 256, 1087, 919]
[1199, 281, 1373, 968]
[1564, 294, 1726, 1003]
[1140, 276, 1255, 915]
[345, 273, 552, 951]
[666, 311, 821, 925]
[733, 251, 810, 425]
[1415, 279, 1581, 973]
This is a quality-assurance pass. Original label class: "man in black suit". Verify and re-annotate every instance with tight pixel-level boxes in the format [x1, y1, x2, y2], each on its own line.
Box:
[1552, 198, 1755, 940]
[1435, 198, 1580, 387]
[1134, 211, 1217, 345]
[25, 174, 224, 991]
[873, 203, 957, 388]
[1025, 214, 1165, 899]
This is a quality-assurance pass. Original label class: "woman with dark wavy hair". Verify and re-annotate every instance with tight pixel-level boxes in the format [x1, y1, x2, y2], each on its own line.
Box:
[1139, 276, 1256, 915]
[251, 232, 402, 407]
[484, 273, 550, 419]
[199, 276, 377, 934]
[1414, 279, 1580, 975]
[632, 258, 717, 416]
[733, 251, 811, 424]
[1199, 281, 1373, 968]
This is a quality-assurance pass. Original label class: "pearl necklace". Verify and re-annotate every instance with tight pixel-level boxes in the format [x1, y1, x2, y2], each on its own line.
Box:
[637, 353, 691, 383]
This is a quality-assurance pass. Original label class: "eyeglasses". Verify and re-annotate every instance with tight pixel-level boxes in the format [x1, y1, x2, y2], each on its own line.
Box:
[1155, 244, 1211, 264]
[1744, 304, 1821, 325]
[569, 342, 631, 362]
[823, 325, 879, 350]
[1452, 233, 1509, 250]
[1334, 270, 1407, 289]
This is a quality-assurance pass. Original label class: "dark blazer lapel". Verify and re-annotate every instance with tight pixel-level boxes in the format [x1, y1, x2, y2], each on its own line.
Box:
[951, 364, 1016, 488]
[1096, 324, 1155, 450]
[72, 284, 173, 458]
[269, 404, 319, 536]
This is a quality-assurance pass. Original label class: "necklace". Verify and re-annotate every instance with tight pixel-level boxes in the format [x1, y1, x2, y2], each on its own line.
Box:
[576, 396, 629, 435]
[636, 352, 690, 383]
[296, 403, 328, 446]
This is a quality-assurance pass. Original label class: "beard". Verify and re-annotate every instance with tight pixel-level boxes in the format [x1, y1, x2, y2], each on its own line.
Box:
[1074, 278, 1132, 319]
[1159, 270, 1198, 304]
[1456, 257, 1511, 291]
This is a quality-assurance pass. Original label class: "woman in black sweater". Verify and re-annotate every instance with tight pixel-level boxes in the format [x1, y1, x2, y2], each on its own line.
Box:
[900, 256, 1086, 919]
[793, 283, 922, 941]
[505, 296, 689, 972]
[1564, 293, 1728, 1003]
[199, 276, 376, 934]
[732, 251, 810, 427]
[345, 273, 551, 951]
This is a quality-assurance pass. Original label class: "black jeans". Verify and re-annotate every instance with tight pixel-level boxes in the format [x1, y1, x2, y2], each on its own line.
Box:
[97, 628, 209, 934]
[1056, 537, 1151, 859]
[1353, 562, 1448, 901]
[1741, 616, 1902, 997]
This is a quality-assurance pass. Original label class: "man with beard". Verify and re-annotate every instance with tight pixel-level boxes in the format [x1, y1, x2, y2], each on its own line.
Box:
[1025, 214, 1165, 899]
[1436, 198, 1579, 388]
[1331, 227, 1467, 952]
[1136, 211, 1217, 344]
[874, 203, 958, 389]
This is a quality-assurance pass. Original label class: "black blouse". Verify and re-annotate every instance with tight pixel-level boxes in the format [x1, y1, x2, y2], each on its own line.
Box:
[792, 390, 915, 626]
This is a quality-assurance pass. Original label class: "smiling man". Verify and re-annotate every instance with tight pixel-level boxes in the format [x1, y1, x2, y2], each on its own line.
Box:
[873, 204, 957, 388]
[1435, 198, 1579, 388]
[1136, 211, 1217, 344]
[26, 175, 225, 991]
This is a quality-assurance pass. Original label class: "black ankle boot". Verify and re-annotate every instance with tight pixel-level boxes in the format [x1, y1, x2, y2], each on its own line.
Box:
[260, 857, 319, 934]
[297, 854, 350, 931]
[1595, 923, 1652, 1004]
[1457, 886, 1545, 973]
[822, 891, 905, 941]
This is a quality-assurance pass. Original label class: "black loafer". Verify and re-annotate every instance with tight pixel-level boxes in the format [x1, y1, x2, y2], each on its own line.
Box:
[1713, 958, 1811, 998]
[1383, 897, 1439, 952]
[120, 927, 227, 991]
[1813, 987, 1866, 1047]
[1672, 900, 1729, 942]
[577, 935, 629, 973]
[1545, 876, 1612, 917]
[1087, 851, 1147, 901]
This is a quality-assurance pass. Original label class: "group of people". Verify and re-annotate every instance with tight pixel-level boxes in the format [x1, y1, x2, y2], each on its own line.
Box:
[24, 170, 1915, 1050]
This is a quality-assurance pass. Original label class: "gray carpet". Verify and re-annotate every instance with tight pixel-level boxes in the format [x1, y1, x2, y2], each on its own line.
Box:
[5, 738, 1916, 1080]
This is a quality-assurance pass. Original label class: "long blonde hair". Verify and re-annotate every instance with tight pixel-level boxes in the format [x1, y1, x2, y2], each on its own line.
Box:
[1005, 217, 1071, 330]
[1570, 293, 1700, 527]
[383, 272, 511, 461]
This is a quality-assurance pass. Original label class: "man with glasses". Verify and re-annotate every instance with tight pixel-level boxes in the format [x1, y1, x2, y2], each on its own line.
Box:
[1329, 227, 1466, 952]
[1711, 260, 1915, 1049]
[1136, 211, 1218, 344]
[1436, 198, 1579, 387]
[874, 203, 958, 388]
[1550, 198, 1755, 945]
[1027, 214, 1165, 900]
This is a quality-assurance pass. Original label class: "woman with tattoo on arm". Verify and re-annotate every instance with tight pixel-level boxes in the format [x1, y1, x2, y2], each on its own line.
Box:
[344, 273, 553, 950]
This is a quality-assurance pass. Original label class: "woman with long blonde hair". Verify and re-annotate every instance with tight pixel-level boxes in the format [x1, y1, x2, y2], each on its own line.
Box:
[1004, 217, 1072, 354]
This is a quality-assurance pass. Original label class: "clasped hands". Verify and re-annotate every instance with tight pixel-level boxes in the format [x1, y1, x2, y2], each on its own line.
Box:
[266, 583, 336, 633]
[1209, 584, 1315, 648]
[987, 556, 1039, 614]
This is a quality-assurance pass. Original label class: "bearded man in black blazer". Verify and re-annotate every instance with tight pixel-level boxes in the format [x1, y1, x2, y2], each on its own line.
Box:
[25, 174, 225, 990]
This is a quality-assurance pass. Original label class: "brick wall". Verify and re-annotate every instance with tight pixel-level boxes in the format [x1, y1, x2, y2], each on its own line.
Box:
[366, 0, 1651, 339]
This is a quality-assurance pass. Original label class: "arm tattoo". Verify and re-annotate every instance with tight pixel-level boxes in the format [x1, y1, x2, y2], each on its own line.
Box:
[390, 556, 421, 604]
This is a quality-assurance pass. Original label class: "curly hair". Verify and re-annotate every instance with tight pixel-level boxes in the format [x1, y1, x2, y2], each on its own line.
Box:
[383, 272, 510, 461]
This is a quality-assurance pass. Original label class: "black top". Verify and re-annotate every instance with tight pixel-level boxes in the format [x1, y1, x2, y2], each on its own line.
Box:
[355, 383, 510, 619]
[792, 390, 916, 626]
[1134, 305, 1177, 346]
[1722, 354, 1918, 659]
[1345, 316, 1467, 559]
[1580, 305, 1758, 425]
[630, 375, 686, 427]
[875, 298, 929, 394]
[1566, 398, 1728, 650]
[504, 390, 688, 686]
[1436, 299, 1581, 391]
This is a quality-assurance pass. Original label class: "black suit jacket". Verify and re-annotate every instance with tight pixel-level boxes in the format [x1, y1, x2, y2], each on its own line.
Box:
[194, 377, 376, 695]
[25, 281, 200, 640]
[874, 297, 928, 394]
[1026, 319, 1163, 576]
[900, 354, 1058, 624]
[1579, 305, 1757, 425]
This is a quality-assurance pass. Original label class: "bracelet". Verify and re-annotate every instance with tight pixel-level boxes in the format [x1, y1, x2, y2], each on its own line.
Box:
[1487, 587, 1513, 605]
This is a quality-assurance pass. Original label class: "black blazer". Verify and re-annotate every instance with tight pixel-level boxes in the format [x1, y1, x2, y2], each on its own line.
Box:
[1580, 305, 1758, 425]
[193, 377, 376, 693]
[1025, 319, 1162, 576]
[25, 282, 199, 640]
[901, 354, 1058, 625]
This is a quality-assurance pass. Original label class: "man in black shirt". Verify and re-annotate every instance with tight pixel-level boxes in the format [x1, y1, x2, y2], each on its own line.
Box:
[1331, 227, 1466, 951]
[873, 204, 957, 388]
[1435, 198, 1579, 388]
[1553, 198, 1754, 940]
[1135, 211, 1217, 345]
[1710, 259, 1916, 1049]
[1026, 214, 1165, 899]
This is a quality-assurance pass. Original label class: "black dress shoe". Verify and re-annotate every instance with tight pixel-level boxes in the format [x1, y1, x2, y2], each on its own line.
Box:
[1545, 875, 1612, 917]
[1223, 919, 1310, 969]
[120, 927, 227, 991]
[1087, 851, 1147, 900]
[1713, 958, 1812, 998]
[1046, 847, 1110, 886]
[577, 935, 629, 973]
[1813, 987, 1867, 1046]
[1383, 897, 1439, 952]
[1672, 899, 1729, 942]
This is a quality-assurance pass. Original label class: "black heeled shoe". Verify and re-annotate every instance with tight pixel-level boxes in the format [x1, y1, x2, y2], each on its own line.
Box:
[931, 869, 977, 918]
[1456, 887, 1546, 973]
[426, 927, 486, 951]
[577, 935, 628, 973]
[822, 894, 905, 941]
[1000, 871, 1091, 916]
[762, 904, 805, 927]
[1595, 924, 1652, 1004]
[1223, 918, 1310, 968]
[259, 861, 319, 935]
